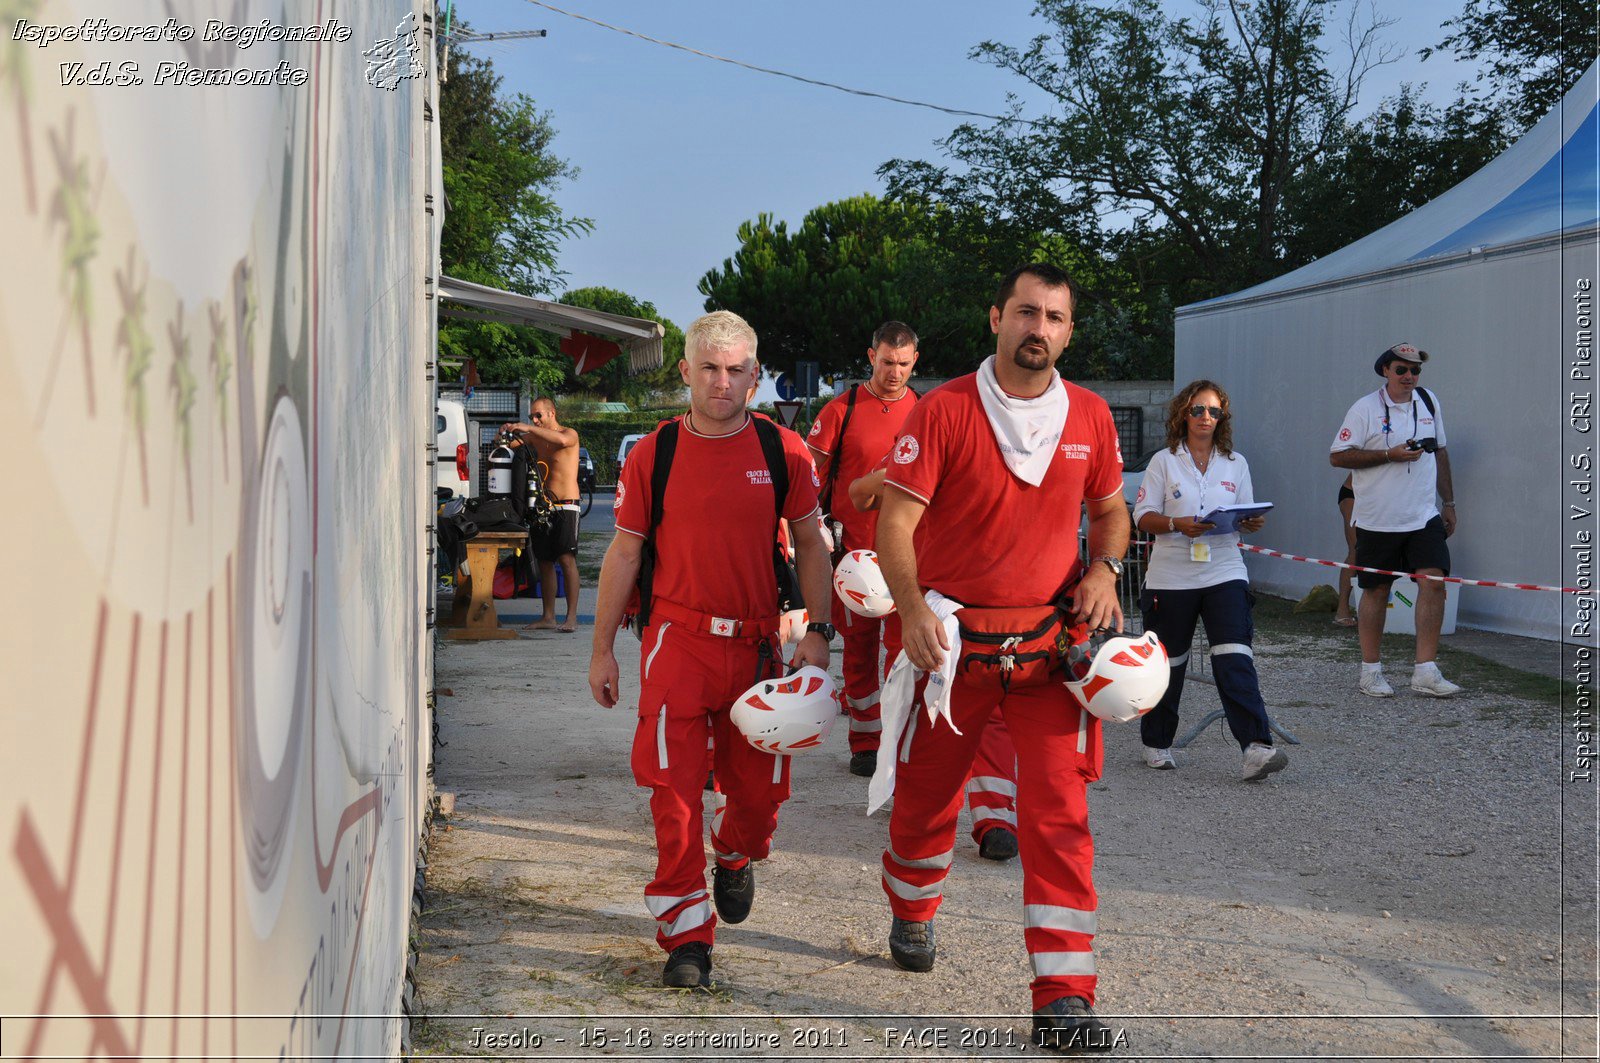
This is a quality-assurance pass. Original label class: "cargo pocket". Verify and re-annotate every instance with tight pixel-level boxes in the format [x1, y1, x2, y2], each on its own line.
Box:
[1073, 699, 1105, 784]
[630, 689, 672, 789]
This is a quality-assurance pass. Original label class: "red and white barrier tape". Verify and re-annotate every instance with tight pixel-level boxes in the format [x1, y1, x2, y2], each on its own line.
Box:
[1238, 544, 1585, 595]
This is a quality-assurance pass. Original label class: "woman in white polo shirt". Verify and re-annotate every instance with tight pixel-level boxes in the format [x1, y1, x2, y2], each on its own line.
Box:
[1131, 380, 1287, 782]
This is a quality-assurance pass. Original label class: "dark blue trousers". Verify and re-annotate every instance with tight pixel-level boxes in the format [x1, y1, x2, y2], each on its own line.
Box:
[1138, 580, 1271, 751]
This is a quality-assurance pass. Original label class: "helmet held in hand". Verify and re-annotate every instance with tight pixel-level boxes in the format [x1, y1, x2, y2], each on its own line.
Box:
[833, 549, 896, 618]
[730, 666, 838, 754]
[1064, 631, 1169, 723]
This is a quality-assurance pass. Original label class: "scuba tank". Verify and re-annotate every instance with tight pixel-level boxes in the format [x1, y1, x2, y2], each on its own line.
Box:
[524, 452, 554, 529]
[526, 453, 543, 515]
[487, 431, 516, 499]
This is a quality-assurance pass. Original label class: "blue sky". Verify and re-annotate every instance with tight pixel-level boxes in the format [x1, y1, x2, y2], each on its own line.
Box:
[450, 0, 1483, 334]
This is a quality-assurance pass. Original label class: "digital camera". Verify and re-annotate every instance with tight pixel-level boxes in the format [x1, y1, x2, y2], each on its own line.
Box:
[1405, 437, 1438, 453]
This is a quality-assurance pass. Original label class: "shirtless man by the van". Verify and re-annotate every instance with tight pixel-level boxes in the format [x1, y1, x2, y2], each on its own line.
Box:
[506, 397, 583, 631]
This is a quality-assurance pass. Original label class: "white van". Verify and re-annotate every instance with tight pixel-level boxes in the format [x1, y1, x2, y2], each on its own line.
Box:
[616, 433, 647, 479]
[436, 398, 472, 498]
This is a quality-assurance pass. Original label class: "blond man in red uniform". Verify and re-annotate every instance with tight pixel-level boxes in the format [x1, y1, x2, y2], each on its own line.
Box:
[806, 322, 921, 778]
[878, 264, 1131, 1053]
[589, 311, 833, 991]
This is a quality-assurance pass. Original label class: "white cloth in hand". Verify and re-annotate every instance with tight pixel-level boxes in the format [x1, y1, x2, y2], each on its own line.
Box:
[867, 589, 964, 815]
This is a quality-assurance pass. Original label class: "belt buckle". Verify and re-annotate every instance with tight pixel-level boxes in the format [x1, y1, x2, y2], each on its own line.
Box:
[709, 616, 739, 637]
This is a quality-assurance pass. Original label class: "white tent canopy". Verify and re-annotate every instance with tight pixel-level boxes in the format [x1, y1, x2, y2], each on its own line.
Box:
[1175, 63, 1599, 640]
[438, 275, 665, 374]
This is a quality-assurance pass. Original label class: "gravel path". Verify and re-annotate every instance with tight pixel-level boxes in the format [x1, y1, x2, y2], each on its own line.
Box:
[413, 533, 1595, 1059]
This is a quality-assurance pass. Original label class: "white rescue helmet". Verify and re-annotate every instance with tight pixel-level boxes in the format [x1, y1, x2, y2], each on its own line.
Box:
[833, 549, 896, 618]
[781, 609, 809, 648]
[730, 666, 838, 754]
[1064, 631, 1169, 723]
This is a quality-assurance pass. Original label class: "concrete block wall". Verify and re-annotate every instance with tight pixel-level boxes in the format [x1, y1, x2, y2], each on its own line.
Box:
[1068, 379, 1174, 460]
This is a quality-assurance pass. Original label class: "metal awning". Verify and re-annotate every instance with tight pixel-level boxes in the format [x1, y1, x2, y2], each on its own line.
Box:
[437, 275, 665, 374]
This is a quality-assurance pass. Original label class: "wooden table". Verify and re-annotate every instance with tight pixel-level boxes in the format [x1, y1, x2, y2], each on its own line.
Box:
[442, 530, 529, 640]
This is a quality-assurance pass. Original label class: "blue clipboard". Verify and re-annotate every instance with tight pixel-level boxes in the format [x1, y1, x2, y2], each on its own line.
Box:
[1196, 503, 1273, 535]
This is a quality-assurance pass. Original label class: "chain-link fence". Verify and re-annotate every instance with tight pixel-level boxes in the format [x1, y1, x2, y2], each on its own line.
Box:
[1077, 522, 1213, 678]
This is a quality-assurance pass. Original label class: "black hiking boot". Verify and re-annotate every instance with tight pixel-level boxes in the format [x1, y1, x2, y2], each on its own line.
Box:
[713, 862, 755, 924]
[849, 750, 877, 777]
[1032, 996, 1118, 1054]
[888, 916, 936, 972]
[978, 826, 1019, 861]
[661, 941, 712, 989]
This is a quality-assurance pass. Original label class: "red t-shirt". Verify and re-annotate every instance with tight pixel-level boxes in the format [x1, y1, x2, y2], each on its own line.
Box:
[807, 384, 919, 550]
[616, 416, 820, 618]
[884, 375, 1123, 607]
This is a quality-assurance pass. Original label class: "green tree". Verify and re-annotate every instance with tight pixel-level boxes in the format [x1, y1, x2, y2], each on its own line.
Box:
[885, 0, 1395, 293]
[1424, 0, 1598, 133]
[1286, 0, 1596, 269]
[1280, 85, 1507, 266]
[699, 193, 1172, 380]
[437, 40, 592, 388]
[556, 287, 685, 404]
[698, 195, 1004, 378]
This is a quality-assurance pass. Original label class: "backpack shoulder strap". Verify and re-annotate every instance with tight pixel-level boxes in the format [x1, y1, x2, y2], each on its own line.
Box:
[819, 384, 858, 514]
[649, 420, 679, 536]
[752, 416, 790, 523]
[635, 420, 679, 628]
[753, 416, 803, 614]
[1416, 387, 1436, 418]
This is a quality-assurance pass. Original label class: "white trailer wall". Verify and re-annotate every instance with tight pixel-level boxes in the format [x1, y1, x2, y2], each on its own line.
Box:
[0, 2, 436, 1058]
[1175, 232, 1579, 640]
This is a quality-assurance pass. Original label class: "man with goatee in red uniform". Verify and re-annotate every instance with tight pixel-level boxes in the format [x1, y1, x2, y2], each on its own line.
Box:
[875, 264, 1131, 1054]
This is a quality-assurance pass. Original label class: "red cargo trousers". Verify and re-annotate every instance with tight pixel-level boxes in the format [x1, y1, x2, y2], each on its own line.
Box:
[882, 674, 1104, 1010]
[835, 585, 886, 753]
[631, 619, 791, 952]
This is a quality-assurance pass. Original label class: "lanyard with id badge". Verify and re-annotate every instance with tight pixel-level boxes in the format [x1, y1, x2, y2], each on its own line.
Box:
[1178, 445, 1212, 563]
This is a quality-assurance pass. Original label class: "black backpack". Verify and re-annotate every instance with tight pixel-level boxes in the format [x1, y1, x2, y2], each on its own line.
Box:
[635, 417, 801, 628]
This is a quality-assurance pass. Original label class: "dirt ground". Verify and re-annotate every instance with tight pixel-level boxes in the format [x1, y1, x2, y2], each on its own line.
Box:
[412, 503, 1597, 1060]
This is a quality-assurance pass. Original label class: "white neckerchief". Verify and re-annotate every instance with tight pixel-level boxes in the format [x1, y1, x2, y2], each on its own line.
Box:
[975, 356, 1069, 487]
[867, 590, 964, 815]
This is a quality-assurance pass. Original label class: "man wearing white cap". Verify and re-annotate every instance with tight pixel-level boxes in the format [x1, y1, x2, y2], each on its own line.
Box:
[1329, 343, 1460, 698]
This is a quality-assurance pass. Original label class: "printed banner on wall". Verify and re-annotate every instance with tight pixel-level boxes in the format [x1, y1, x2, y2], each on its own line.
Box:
[0, 2, 433, 1058]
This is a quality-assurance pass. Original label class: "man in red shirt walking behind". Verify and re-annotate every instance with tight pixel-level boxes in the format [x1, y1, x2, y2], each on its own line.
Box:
[877, 264, 1131, 1052]
[806, 322, 920, 778]
[589, 311, 834, 991]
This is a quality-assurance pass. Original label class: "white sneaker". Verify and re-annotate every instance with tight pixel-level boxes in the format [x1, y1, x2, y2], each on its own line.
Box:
[1358, 668, 1394, 698]
[1411, 664, 1462, 698]
[1241, 741, 1288, 781]
[1142, 745, 1177, 770]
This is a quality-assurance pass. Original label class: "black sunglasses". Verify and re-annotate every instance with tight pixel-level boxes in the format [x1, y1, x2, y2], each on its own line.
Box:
[1187, 404, 1225, 419]
[1390, 363, 1423, 376]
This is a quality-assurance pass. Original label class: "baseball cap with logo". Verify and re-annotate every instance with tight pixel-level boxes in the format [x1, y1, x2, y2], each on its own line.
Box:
[1374, 342, 1429, 375]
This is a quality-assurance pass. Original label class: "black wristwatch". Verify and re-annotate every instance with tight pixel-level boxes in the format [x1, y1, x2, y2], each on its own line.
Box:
[806, 621, 837, 641]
